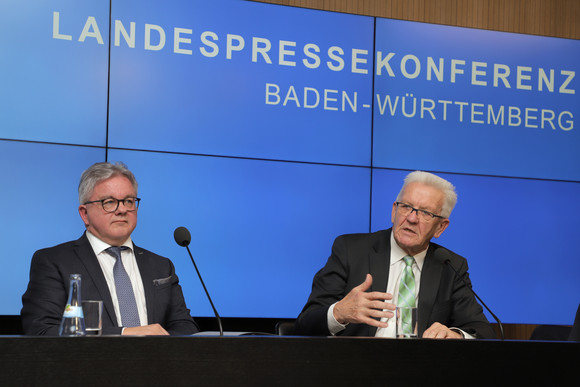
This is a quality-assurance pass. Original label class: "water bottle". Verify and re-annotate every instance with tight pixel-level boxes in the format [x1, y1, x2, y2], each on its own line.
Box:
[59, 273, 86, 336]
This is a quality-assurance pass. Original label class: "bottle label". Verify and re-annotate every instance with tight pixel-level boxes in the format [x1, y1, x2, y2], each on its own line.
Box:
[63, 304, 84, 318]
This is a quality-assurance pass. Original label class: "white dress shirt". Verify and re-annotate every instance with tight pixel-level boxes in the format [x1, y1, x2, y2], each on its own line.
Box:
[86, 231, 148, 327]
[374, 233, 425, 337]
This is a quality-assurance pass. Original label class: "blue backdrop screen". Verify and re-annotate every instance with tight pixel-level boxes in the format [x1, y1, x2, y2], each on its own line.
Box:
[1, 0, 578, 326]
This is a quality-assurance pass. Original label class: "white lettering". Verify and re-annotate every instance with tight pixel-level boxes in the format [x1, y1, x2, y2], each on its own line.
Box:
[494, 64, 511, 88]
[52, 12, 72, 41]
[267, 84, 359, 112]
[376, 52, 395, 76]
[327, 46, 344, 71]
[559, 111, 574, 130]
[265, 83, 280, 105]
[438, 100, 452, 121]
[488, 105, 505, 125]
[174, 28, 192, 55]
[421, 99, 436, 119]
[450, 59, 465, 83]
[226, 34, 245, 59]
[303, 44, 321, 69]
[427, 57, 444, 82]
[525, 108, 538, 128]
[454, 101, 468, 121]
[538, 68, 554, 92]
[559, 71, 576, 94]
[145, 24, 165, 51]
[279, 40, 296, 66]
[199, 31, 218, 57]
[401, 55, 421, 79]
[252, 37, 272, 63]
[509, 106, 521, 126]
[324, 89, 338, 111]
[283, 86, 300, 107]
[517, 66, 532, 90]
[351, 49, 368, 74]
[342, 91, 357, 112]
[304, 87, 320, 108]
[79, 16, 103, 44]
[115, 20, 135, 48]
[376, 94, 399, 115]
[471, 103, 485, 124]
[472, 62, 487, 86]
[541, 110, 556, 129]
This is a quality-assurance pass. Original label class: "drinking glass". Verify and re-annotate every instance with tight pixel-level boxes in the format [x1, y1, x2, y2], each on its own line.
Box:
[395, 306, 418, 338]
[82, 300, 103, 336]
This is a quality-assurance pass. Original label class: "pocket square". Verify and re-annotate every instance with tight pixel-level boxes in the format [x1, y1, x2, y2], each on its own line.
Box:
[153, 276, 172, 286]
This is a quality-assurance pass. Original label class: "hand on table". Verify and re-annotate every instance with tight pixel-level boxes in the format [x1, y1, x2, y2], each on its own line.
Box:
[122, 323, 169, 336]
[422, 322, 463, 339]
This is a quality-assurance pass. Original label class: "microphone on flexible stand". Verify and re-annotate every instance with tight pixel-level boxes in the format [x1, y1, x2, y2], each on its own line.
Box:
[174, 226, 223, 337]
[439, 251, 504, 340]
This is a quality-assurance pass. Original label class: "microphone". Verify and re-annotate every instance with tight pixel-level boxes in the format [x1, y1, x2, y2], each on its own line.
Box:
[174, 226, 223, 337]
[439, 251, 504, 340]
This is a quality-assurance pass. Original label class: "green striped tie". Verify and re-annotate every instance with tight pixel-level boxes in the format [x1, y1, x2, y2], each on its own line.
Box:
[398, 255, 416, 333]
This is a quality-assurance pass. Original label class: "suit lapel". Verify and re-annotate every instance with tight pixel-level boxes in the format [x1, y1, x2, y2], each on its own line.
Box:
[73, 233, 118, 327]
[369, 253, 390, 293]
[417, 245, 443, 334]
[134, 245, 155, 324]
[367, 230, 392, 336]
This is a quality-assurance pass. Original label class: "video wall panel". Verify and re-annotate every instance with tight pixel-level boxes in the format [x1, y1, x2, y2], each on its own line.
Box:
[373, 19, 580, 181]
[108, 0, 374, 166]
[0, 0, 109, 146]
[0, 141, 105, 313]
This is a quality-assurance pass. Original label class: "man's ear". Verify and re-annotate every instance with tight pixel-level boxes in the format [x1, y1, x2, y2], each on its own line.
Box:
[78, 205, 89, 227]
[433, 218, 450, 238]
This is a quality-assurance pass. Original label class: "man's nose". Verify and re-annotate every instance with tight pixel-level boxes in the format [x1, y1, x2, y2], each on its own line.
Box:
[115, 203, 128, 214]
[406, 208, 420, 222]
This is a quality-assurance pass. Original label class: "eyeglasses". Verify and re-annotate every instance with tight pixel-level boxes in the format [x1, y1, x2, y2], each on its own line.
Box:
[395, 202, 445, 222]
[84, 197, 141, 213]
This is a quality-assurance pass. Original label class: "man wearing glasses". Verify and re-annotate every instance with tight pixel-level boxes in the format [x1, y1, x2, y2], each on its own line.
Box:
[21, 162, 198, 336]
[295, 171, 495, 339]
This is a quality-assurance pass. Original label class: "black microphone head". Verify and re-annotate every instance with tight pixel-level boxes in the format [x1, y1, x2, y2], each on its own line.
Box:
[174, 226, 191, 247]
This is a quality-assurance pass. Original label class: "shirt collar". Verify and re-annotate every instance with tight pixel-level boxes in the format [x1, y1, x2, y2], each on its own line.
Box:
[389, 231, 427, 270]
[85, 230, 133, 256]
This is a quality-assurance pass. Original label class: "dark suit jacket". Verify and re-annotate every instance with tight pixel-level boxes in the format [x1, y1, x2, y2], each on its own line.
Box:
[294, 229, 496, 339]
[21, 233, 199, 336]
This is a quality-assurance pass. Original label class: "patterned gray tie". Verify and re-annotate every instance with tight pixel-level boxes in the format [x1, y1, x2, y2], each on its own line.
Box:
[106, 246, 141, 327]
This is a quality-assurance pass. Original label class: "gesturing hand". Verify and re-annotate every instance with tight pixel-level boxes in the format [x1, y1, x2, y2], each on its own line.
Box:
[333, 274, 395, 328]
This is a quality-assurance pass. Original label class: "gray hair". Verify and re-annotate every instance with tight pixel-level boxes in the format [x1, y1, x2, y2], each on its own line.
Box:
[396, 171, 457, 218]
[78, 162, 138, 204]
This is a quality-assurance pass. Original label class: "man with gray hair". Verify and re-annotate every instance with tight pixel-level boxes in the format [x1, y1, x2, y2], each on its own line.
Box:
[21, 162, 198, 335]
[295, 171, 495, 339]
